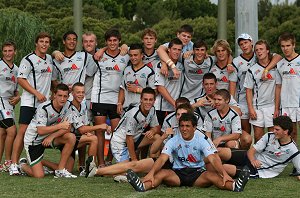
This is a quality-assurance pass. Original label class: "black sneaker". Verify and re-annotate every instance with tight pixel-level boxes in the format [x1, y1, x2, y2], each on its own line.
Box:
[289, 167, 300, 176]
[233, 166, 250, 192]
[126, 169, 145, 192]
[85, 156, 96, 178]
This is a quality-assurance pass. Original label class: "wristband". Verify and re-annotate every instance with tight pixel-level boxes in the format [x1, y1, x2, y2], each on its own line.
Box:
[264, 69, 269, 73]
[170, 63, 176, 69]
[227, 63, 233, 67]
[117, 102, 121, 105]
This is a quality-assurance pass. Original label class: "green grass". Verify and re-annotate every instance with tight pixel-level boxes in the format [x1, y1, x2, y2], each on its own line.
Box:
[1, 103, 300, 197]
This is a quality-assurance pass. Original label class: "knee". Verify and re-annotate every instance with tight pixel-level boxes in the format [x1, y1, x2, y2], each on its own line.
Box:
[64, 133, 76, 143]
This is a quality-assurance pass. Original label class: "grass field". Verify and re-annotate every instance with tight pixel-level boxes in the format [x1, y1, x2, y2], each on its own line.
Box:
[1, 105, 300, 197]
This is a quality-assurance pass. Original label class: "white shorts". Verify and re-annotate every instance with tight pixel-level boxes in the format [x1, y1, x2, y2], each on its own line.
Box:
[281, 107, 300, 122]
[239, 104, 249, 119]
[110, 138, 129, 163]
[250, 106, 274, 128]
[0, 99, 15, 120]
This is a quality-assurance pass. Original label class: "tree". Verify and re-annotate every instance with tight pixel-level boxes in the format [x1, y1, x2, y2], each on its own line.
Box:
[258, 0, 272, 20]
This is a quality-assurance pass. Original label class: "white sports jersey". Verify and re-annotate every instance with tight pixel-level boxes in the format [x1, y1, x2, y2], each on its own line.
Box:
[142, 50, 160, 69]
[121, 65, 155, 108]
[162, 129, 217, 169]
[154, 61, 184, 111]
[202, 108, 242, 141]
[194, 93, 239, 121]
[111, 105, 159, 145]
[244, 63, 280, 109]
[24, 100, 70, 146]
[0, 59, 18, 110]
[18, 52, 53, 108]
[253, 132, 300, 178]
[66, 101, 89, 137]
[180, 56, 214, 101]
[52, 51, 96, 86]
[276, 55, 300, 108]
[91, 52, 130, 104]
[211, 64, 230, 90]
[230, 54, 256, 105]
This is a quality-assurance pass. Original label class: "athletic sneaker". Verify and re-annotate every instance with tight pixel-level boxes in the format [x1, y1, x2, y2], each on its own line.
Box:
[0, 160, 12, 172]
[0, 164, 5, 172]
[18, 158, 28, 175]
[289, 167, 300, 176]
[79, 166, 86, 177]
[85, 156, 97, 178]
[113, 175, 128, 183]
[9, 163, 20, 176]
[54, 169, 77, 178]
[233, 166, 250, 192]
[43, 166, 54, 175]
[126, 169, 145, 192]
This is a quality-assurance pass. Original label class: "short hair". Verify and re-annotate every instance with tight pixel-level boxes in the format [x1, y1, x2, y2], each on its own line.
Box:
[278, 32, 296, 45]
[175, 97, 190, 107]
[211, 39, 232, 55]
[203, 73, 217, 83]
[63, 31, 78, 41]
[129, 43, 143, 53]
[141, 87, 156, 98]
[105, 28, 121, 41]
[193, 39, 208, 50]
[35, 32, 52, 44]
[72, 82, 84, 91]
[215, 89, 231, 102]
[176, 103, 193, 114]
[168, 38, 183, 49]
[177, 24, 193, 35]
[273, 116, 293, 135]
[53, 83, 69, 94]
[255, 40, 272, 60]
[2, 40, 17, 51]
[141, 28, 157, 39]
[82, 32, 97, 39]
[179, 113, 197, 127]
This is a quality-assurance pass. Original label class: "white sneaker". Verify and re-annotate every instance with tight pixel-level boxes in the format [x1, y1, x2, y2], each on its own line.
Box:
[85, 156, 97, 178]
[79, 169, 86, 177]
[18, 158, 28, 175]
[113, 175, 128, 183]
[54, 169, 77, 178]
[43, 166, 54, 175]
[9, 163, 20, 176]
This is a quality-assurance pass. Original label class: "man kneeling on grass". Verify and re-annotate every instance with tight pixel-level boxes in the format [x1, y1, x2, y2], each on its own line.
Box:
[20, 84, 76, 178]
[126, 113, 250, 192]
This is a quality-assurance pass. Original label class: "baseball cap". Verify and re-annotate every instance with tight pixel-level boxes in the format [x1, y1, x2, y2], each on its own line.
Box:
[236, 33, 253, 44]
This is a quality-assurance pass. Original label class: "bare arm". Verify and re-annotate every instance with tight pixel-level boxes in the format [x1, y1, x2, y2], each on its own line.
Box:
[229, 81, 237, 99]
[126, 135, 138, 161]
[78, 123, 108, 134]
[247, 146, 262, 168]
[246, 88, 256, 120]
[37, 120, 70, 135]
[117, 88, 125, 114]
[18, 78, 46, 102]
[274, 84, 281, 117]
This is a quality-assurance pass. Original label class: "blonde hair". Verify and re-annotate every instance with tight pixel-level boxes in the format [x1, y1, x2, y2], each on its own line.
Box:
[211, 39, 232, 56]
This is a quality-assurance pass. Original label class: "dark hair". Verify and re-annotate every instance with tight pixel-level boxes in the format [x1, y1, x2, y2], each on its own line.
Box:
[168, 38, 183, 49]
[72, 82, 84, 91]
[141, 87, 156, 98]
[175, 97, 190, 107]
[105, 28, 121, 41]
[63, 31, 78, 41]
[2, 40, 17, 50]
[193, 39, 207, 50]
[176, 103, 193, 114]
[179, 113, 197, 127]
[141, 28, 157, 39]
[35, 32, 52, 44]
[278, 32, 296, 46]
[215, 89, 231, 102]
[54, 83, 69, 93]
[177, 24, 193, 35]
[129, 43, 143, 53]
[273, 116, 293, 135]
[203, 73, 217, 83]
[255, 40, 272, 60]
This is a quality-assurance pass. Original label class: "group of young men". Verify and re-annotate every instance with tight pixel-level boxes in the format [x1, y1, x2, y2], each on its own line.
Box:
[0, 24, 299, 193]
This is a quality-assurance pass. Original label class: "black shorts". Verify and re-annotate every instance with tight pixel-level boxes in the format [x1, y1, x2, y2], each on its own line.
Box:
[58, 135, 81, 160]
[227, 149, 259, 178]
[174, 167, 206, 186]
[91, 103, 120, 120]
[152, 158, 173, 170]
[25, 144, 49, 166]
[19, 106, 36, 124]
[156, 110, 173, 126]
[0, 118, 15, 129]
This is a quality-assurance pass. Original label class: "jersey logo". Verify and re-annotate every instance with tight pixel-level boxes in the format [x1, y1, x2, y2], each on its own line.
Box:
[41, 66, 52, 73]
[290, 68, 296, 75]
[220, 125, 226, 132]
[6, 111, 10, 115]
[11, 75, 16, 83]
[140, 73, 146, 78]
[187, 154, 197, 162]
[147, 62, 153, 68]
[2, 68, 7, 72]
[266, 73, 273, 79]
[71, 64, 78, 70]
[37, 59, 42, 65]
[113, 64, 120, 71]
[221, 76, 228, 82]
[134, 79, 139, 85]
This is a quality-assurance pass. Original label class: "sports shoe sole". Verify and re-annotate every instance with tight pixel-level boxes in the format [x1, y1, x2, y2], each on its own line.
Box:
[126, 169, 145, 192]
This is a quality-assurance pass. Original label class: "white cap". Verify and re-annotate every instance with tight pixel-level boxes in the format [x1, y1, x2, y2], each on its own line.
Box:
[236, 33, 253, 44]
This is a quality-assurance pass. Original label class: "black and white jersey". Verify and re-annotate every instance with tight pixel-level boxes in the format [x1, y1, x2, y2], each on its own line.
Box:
[230, 54, 256, 105]
[121, 65, 155, 108]
[91, 52, 130, 104]
[253, 132, 300, 178]
[210, 64, 230, 90]
[18, 52, 53, 108]
[180, 56, 214, 101]
[142, 50, 160, 69]
[111, 106, 159, 145]
[202, 108, 242, 141]
[0, 59, 18, 110]
[276, 55, 300, 108]
[154, 61, 184, 111]
[52, 51, 96, 86]
[24, 100, 70, 146]
[244, 63, 280, 109]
